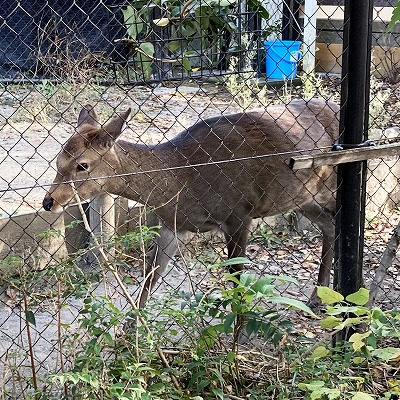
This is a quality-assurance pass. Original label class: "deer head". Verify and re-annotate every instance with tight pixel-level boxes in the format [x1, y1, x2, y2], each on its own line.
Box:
[43, 104, 131, 212]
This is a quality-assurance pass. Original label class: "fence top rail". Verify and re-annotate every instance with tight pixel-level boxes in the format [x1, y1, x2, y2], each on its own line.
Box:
[290, 140, 400, 170]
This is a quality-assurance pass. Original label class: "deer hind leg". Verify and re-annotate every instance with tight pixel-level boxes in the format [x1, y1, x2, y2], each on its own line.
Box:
[138, 225, 184, 308]
[222, 215, 252, 274]
[301, 204, 335, 307]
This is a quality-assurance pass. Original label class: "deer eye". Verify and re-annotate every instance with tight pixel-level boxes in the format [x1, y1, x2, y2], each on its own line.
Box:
[77, 163, 89, 172]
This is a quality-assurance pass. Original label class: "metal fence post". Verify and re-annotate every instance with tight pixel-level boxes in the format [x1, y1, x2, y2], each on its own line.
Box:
[334, 0, 373, 341]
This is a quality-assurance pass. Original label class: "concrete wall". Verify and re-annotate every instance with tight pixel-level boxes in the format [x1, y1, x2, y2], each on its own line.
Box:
[302, 6, 400, 77]
[0, 205, 86, 269]
[0, 199, 159, 270]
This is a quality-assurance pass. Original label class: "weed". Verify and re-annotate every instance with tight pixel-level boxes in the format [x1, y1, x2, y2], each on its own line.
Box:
[250, 223, 282, 247]
[369, 75, 391, 134]
[291, 286, 400, 399]
[50, 257, 314, 399]
[224, 35, 272, 110]
[299, 71, 331, 100]
[4, 207, 400, 400]
[8, 82, 112, 124]
[4, 233, 400, 400]
[114, 225, 160, 252]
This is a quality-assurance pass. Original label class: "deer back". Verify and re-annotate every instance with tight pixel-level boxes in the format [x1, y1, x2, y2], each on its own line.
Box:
[141, 99, 339, 230]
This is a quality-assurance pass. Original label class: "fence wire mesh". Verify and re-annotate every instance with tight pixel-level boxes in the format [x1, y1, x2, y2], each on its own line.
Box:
[1, 1, 400, 399]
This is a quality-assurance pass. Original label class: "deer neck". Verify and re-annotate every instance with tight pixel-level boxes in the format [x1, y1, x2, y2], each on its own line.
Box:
[107, 141, 184, 207]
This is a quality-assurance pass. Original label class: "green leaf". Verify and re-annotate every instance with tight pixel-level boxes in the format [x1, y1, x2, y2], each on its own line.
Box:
[388, 3, 400, 32]
[261, 321, 276, 342]
[219, 257, 252, 267]
[223, 312, 236, 333]
[298, 381, 326, 391]
[324, 388, 341, 400]
[148, 382, 165, 393]
[310, 346, 330, 360]
[268, 296, 317, 317]
[247, 0, 269, 19]
[317, 286, 344, 304]
[251, 277, 275, 294]
[351, 392, 375, 400]
[371, 347, 400, 361]
[168, 40, 181, 53]
[135, 52, 153, 77]
[139, 42, 155, 57]
[208, 306, 219, 318]
[199, 13, 210, 30]
[321, 315, 343, 328]
[266, 274, 298, 285]
[25, 310, 36, 326]
[326, 305, 360, 316]
[63, 373, 79, 385]
[353, 356, 366, 365]
[181, 23, 198, 38]
[136, 42, 154, 78]
[336, 317, 363, 330]
[211, 387, 225, 399]
[198, 380, 209, 391]
[246, 318, 262, 335]
[79, 373, 92, 383]
[227, 351, 235, 363]
[122, 6, 144, 39]
[54, 374, 68, 385]
[349, 332, 371, 351]
[103, 332, 114, 346]
[153, 17, 170, 27]
[345, 288, 369, 306]
[238, 272, 257, 286]
[200, 325, 220, 347]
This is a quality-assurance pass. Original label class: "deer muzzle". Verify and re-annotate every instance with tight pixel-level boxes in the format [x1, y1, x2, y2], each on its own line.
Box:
[42, 195, 54, 211]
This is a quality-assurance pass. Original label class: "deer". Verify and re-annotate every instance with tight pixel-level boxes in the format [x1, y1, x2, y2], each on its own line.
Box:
[43, 99, 339, 308]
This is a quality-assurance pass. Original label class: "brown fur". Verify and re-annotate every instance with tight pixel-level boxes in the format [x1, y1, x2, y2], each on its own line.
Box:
[43, 100, 339, 307]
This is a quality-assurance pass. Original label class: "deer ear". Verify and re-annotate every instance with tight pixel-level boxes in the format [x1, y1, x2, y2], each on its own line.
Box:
[103, 108, 131, 139]
[77, 104, 100, 132]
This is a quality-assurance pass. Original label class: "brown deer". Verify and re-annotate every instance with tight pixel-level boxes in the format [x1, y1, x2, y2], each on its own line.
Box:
[43, 99, 339, 307]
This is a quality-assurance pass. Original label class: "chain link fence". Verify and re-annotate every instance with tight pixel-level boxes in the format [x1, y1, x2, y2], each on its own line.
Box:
[1, 0, 400, 398]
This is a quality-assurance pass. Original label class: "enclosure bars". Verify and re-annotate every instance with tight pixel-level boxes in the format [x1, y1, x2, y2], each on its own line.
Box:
[282, 0, 301, 41]
[334, 0, 373, 339]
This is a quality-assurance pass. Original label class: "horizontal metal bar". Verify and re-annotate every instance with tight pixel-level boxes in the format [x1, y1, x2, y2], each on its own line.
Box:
[290, 141, 400, 170]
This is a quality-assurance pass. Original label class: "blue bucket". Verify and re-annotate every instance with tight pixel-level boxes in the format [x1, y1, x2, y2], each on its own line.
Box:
[264, 40, 301, 79]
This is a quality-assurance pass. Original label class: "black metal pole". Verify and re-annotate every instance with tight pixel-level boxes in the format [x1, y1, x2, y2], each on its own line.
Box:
[334, 0, 373, 341]
[282, 0, 301, 41]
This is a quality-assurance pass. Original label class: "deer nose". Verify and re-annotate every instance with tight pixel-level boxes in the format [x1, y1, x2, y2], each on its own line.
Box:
[43, 196, 54, 211]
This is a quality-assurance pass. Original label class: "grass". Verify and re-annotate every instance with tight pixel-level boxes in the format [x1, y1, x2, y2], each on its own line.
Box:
[1, 82, 131, 125]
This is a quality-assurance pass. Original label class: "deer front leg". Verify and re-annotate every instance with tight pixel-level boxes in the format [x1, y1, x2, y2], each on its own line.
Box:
[302, 204, 335, 308]
[138, 225, 183, 308]
[223, 215, 252, 274]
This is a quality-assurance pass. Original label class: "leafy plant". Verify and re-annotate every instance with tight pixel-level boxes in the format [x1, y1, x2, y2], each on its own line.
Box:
[388, 2, 400, 32]
[51, 257, 315, 399]
[299, 71, 330, 100]
[291, 286, 400, 400]
[368, 75, 391, 133]
[54, 296, 165, 400]
[114, 225, 160, 252]
[223, 32, 275, 110]
[183, 258, 315, 343]
[250, 223, 282, 247]
[120, 0, 270, 77]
